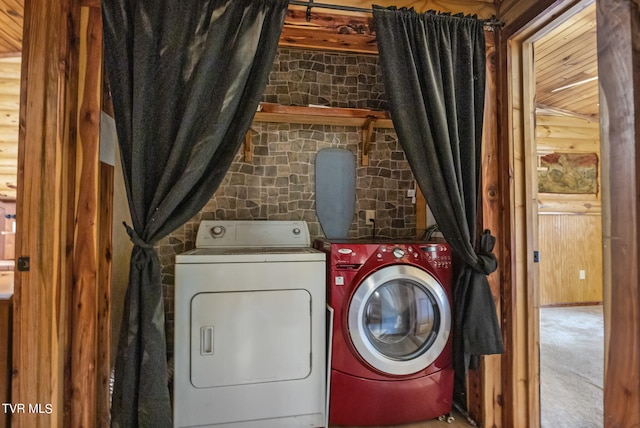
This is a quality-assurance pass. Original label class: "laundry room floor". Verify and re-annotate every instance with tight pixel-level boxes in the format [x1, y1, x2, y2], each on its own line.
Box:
[329, 409, 475, 428]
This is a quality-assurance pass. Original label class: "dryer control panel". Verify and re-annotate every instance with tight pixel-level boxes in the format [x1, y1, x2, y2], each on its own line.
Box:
[195, 220, 311, 248]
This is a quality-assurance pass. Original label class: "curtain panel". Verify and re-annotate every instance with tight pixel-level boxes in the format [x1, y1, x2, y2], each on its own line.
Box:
[372, 6, 504, 380]
[102, 0, 289, 425]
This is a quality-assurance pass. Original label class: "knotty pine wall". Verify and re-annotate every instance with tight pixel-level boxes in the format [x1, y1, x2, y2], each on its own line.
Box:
[536, 115, 603, 305]
[0, 57, 19, 200]
[538, 214, 602, 305]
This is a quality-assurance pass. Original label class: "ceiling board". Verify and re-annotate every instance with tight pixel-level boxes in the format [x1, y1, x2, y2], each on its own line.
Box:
[534, 2, 598, 121]
[0, 0, 22, 54]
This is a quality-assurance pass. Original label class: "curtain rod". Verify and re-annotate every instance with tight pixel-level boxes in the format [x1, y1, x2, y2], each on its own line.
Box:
[288, 0, 505, 29]
[289, 0, 372, 15]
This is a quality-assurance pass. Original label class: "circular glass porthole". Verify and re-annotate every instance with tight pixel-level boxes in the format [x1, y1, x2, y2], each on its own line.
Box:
[348, 265, 451, 375]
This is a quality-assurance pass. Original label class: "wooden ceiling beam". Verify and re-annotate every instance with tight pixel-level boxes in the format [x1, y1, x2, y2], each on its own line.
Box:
[280, 9, 377, 54]
[280, 1, 497, 54]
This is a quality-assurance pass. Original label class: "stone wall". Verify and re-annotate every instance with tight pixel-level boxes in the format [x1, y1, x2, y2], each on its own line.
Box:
[261, 48, 387, 110]
[158, 48, 418, 356]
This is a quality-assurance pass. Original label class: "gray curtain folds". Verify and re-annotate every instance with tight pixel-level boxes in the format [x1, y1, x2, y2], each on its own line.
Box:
[372, 6, 504, 376]
[102, 0, 289, 425]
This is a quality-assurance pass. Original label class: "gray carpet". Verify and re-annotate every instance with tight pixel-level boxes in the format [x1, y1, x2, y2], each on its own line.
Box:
[540, 306, 603, 428]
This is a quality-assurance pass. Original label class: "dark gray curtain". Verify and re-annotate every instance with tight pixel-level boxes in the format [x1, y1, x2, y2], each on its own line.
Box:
[102, 0, 288, 426]
[372, 5, 504, 383]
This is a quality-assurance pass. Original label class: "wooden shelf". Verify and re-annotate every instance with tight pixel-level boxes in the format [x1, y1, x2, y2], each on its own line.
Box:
[253, 103, 394, 128]
[250, 103, 394, 165]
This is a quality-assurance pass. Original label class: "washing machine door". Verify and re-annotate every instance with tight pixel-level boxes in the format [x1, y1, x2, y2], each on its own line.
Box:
[348, 264, 451, 375]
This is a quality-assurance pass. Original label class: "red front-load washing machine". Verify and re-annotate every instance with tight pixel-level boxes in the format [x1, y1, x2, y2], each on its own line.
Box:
[314, 238, 454, 426]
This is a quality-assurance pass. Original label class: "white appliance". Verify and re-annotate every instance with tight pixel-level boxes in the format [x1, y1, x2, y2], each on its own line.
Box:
[173, 220, 326, 428]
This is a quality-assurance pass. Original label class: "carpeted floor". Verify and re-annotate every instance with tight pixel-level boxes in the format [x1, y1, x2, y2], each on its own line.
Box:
[540, 305, 603, 428]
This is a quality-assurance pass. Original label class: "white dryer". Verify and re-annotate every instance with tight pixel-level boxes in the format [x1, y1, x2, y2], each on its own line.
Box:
[173, 220, 326, 428]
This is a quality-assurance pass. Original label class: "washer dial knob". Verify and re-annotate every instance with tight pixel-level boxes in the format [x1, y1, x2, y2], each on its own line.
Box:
[210, 225, 226, 238]
[392, 247, 405, 259]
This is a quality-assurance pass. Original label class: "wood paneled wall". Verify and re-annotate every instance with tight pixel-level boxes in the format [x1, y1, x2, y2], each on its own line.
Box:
[0, 298, 10, 428]
[538, 214, 603, 305]
[536, 115, 599, 153]
[13, 0, 108, 426]
[0, 56, 19, 200]
[13, 1, 77, 425]
[536, 114, 602, 306]
[0, 201, 14, 260]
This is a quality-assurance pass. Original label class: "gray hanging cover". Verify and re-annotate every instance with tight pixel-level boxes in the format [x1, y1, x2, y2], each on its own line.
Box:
[315, 148, 356, 238]
[102, 0, 289, 426]
[372, 6, 504, 381]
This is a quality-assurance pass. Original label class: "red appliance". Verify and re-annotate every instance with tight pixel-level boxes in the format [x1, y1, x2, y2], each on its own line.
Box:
[314, 238, 454, 426]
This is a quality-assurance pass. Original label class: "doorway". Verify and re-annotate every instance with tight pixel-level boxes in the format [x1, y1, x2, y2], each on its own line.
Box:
[529, 2, 604, 425]
[504, 0, 607, 426]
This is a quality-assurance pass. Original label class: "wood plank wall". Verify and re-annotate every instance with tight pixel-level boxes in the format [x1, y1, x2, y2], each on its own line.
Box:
[0, 298, 10, 428]
[536, 114, 603, 306]
[13, 0, 108, 426]
[0, 56, 19, 199]
[14, 0, 77, 425]
[538, 214, 602, 305]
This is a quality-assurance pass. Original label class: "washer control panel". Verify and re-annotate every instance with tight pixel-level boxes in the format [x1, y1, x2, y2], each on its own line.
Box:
[372, 243, 451, 269]
[320, 240, 453, 294]
[421, 244, 452, 269]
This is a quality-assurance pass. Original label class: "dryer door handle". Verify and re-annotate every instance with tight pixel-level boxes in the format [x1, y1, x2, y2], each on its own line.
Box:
[200, 326, 215, 356]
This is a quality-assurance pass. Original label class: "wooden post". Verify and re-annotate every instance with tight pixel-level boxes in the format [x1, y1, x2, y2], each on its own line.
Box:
[71, 4, 103, 427]
[466, 30, 503, 427]
[13, 0, 107, 426]
[98, 57, 115, 428]
[597, 1, 640, 426]
[14, 0, 79, 425]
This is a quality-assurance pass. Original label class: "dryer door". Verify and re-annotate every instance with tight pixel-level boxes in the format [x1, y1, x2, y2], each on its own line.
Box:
[191, 289, 312, 388]
[348, 265, 451, 375]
